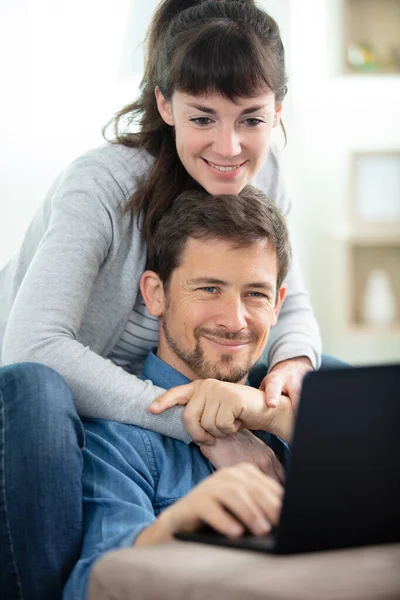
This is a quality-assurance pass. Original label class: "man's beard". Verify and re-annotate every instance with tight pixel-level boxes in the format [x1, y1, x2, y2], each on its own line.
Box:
[160, 316, 257, 383]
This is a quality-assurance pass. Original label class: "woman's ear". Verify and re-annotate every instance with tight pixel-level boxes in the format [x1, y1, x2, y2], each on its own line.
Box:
[140, 270, 166, 317]
[272, 283, 287, 326]
[155, 87, 175, 126]
[273, 104, 283, 128]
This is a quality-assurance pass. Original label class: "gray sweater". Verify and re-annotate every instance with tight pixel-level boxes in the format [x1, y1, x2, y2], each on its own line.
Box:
[0, 142, 321, 442]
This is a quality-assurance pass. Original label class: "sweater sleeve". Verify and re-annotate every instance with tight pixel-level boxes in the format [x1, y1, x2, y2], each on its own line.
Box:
[255, 144, 322, 370]
[2, 149, 191, 443]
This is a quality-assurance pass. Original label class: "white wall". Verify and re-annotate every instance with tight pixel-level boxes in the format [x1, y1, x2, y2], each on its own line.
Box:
[0, 0, 149, 267]
[1, 0, 399, 364]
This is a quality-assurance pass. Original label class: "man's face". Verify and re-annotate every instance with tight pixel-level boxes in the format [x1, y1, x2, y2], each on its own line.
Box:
[142, 237, 286, 384]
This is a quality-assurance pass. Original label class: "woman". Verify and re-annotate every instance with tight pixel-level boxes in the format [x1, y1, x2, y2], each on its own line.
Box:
[0, 1, 323, 598]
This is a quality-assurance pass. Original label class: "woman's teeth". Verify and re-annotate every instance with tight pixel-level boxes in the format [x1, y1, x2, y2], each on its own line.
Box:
[206, 160, 241, 172]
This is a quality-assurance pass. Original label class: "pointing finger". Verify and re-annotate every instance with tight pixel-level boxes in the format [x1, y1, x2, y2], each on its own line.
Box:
[149, 382, 195, 413]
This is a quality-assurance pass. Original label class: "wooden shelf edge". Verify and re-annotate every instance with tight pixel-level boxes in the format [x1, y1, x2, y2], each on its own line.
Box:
[345, 324, 400, 335]
[332, 226, 400, 244]
[343, 67, 400, 76]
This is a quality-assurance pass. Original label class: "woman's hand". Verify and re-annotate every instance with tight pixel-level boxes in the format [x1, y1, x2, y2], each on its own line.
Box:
[261, 357, 313, 409]
[136, 463, 283, 545]
[199, 430, 285, 484]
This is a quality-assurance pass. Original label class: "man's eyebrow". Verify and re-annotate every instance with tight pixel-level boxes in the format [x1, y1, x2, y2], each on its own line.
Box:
[187, 278, 275, 294]
[246, 282, 275, 294]
[186, 103, 270, 116]
[187, 277, 227, 286]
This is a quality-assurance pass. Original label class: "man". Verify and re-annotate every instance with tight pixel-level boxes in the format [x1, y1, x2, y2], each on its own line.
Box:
[63, 186, 294, 599]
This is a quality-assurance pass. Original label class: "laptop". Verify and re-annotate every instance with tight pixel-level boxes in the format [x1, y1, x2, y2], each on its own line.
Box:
[175, 364, 400, 554]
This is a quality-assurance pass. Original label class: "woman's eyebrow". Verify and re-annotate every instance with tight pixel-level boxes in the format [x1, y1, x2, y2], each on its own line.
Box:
[186, 103, 270, 115]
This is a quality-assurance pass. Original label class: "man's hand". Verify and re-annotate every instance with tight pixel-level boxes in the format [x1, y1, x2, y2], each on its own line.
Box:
[261, 357, 313, 409]
[199, 430, 285, 484]
[149, 379, 294, 443]
[136, 463, 283, 545]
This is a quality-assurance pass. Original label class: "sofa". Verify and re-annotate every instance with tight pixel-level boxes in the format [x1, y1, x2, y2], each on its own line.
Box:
[89, 540, 400, 600]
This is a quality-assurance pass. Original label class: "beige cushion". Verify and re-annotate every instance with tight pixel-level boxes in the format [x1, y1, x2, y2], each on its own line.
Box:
[89, 541, 400, 600]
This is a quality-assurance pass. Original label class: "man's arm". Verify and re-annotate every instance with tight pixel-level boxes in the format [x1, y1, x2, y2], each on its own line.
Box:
[149, 380, 294, 443]
[199, 429, 286, 483]
[137, 463, 283, 545]
[63, 420, 157, 600]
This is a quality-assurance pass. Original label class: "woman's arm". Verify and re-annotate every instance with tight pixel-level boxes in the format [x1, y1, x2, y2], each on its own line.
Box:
[253, 143, 322, 371]
[1, 147, 190, 442]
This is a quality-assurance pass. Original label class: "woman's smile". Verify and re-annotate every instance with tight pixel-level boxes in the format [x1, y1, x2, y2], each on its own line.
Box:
[202, 158, 247, 179]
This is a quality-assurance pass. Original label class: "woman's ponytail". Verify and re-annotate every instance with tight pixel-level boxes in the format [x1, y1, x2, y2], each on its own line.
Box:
[144, 1, 200, 83]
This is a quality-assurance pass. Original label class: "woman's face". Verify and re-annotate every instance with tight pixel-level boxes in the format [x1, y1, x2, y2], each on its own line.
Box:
[155, 88, 282, 195]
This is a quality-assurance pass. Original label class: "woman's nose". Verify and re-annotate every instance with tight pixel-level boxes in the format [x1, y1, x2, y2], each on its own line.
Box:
[212, 127, 241, 159]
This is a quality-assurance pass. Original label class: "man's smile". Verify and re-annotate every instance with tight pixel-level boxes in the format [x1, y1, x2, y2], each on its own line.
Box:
[201, 334, 253, 353]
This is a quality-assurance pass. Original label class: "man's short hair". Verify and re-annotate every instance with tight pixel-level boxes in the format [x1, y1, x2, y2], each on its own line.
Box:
[146, 185, 291, 296]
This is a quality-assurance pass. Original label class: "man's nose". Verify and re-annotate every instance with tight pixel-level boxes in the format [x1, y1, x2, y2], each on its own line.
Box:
[212, 126, 241, 159]
[217, 296, 247, 332]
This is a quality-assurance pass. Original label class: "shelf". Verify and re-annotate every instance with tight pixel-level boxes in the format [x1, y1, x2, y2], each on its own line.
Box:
[343, 0, 400, 74]
[336, 228, 400, 244]
[347, 242, 400, 328]
[351, 151, 400, 226]
[347, 324, 400, 334]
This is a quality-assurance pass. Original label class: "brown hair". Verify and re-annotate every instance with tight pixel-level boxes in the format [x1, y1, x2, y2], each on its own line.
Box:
[104, 0, 288, 245]
[146, 185, 291, 299]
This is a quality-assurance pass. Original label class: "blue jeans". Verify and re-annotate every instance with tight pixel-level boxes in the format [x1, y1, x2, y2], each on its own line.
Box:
[0, 363, 85, 600]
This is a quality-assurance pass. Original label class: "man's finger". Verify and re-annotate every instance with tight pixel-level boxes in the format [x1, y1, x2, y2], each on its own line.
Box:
[198, 397, 224, 438]
[186, 426, 216, 446]
[271, 456, 286, 484]
[215, 401, 245, 436]
[263, 377, 283, 408]
[197, 498, 244, 537]
[182, 394, 218, 441]
[286, 379, 302, 410]
[149, 382, 195, 413]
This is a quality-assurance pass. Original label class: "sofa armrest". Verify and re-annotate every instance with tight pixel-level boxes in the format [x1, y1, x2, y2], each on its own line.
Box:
[89, 541, 400, 600]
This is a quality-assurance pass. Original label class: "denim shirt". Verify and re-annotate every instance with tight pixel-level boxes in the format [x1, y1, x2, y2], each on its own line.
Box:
[63, 352, 289, 600]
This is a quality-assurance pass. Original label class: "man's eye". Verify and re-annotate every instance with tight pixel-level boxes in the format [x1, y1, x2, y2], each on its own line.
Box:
[200, 286, 218, 293]
[247, 291, 267, 298]
[190, 117, 213, 126]
[242, 118, 265, 127]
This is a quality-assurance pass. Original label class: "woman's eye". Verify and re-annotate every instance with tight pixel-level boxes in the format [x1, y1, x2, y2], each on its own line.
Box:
[243, 118, 264, 127]
[190, 117, 213, 126]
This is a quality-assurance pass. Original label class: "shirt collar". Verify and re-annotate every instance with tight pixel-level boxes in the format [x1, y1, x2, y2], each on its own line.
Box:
[142, 351, 191, 391]
[142, 350, 250, 390]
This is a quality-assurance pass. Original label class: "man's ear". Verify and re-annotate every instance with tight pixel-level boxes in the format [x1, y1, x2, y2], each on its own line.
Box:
[155, 87, 175, 126]
[272, 283, 287, 326]
[140, 270, 166, 317]
[273, 104, 283, 128]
